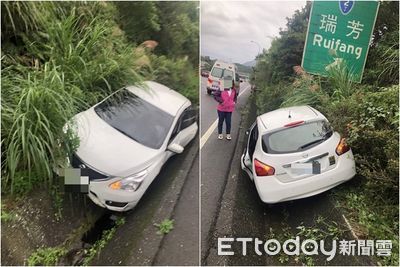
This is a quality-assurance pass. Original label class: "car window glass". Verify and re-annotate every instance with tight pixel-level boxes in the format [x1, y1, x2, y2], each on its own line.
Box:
[169, 118, 181, 142]
[94, 89, 174, 149]
[223, 69, 233, 79]
[248, 123, 258, 159]
[211, 67, 223, 78]
[180, 109, 197, 130]
[169, 107, 197, 144]
[262, 120, 332, 154]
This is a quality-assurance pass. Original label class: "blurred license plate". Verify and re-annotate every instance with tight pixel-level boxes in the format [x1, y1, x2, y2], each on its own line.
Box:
[212, 82, 219, 89]
[291, 161, 321, 175]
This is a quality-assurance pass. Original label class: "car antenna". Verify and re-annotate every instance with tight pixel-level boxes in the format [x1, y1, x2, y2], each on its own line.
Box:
[288, 110, 291, 118]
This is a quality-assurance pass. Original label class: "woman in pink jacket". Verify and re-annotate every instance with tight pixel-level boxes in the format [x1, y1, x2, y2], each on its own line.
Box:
[214, 81, 238, 140]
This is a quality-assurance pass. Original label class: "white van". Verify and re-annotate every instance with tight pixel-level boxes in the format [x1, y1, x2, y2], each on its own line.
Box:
[206, 60, 241, 95]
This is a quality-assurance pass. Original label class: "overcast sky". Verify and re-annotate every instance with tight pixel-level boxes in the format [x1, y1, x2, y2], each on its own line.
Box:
[201, 0, 306, 64]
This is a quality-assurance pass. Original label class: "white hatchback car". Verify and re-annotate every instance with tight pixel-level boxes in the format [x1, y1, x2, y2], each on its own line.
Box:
[241, 105, 356, 203]
[68, 81, 198, 211]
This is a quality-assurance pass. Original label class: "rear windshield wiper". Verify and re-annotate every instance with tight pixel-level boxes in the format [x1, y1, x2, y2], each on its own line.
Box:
[299, 138, 325, 150]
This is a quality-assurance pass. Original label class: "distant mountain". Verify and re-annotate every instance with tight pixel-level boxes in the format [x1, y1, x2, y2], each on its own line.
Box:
[242, 60, 256, 67]
[234, 63, 252, 74]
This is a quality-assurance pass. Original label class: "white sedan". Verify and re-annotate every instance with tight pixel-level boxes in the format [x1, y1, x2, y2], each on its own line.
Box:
[69, 81, 198, 211]
[241, 105, 355, 203]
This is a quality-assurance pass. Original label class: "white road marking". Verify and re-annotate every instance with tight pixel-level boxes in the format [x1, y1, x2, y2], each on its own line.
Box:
[200, 84, 251, 150]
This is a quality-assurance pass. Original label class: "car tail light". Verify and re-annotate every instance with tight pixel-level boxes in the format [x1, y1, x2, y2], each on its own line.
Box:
[284, 120, 304, 127]
[336, 138, 350, 155]
[208, 77, 212, 83]
[254, 159, 275, 176]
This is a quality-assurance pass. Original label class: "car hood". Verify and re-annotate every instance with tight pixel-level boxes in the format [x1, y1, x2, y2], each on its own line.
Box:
[71, 108, 162, 177]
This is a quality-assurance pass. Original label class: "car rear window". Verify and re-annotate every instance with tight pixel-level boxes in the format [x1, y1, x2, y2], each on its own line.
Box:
[262, 120, 333, 154]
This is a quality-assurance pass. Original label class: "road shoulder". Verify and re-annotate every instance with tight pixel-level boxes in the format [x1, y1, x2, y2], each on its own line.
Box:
[204, 92, 254, 265]
[92, 136, 199, 265]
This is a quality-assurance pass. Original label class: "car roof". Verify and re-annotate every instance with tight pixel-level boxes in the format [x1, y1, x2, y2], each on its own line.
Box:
[257, 105, 326, 132]
[213, 60, 236, 70]
[126, 81, 190, 116]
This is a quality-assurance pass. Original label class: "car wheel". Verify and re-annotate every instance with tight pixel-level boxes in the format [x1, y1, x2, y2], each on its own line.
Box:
[207, 89, 212, 95]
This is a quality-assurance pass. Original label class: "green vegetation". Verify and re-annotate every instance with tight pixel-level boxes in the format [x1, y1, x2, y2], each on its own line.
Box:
[1, 1, 198, 196]
[269, 215, 345, 265]
[115, 1, 199, 104]
[1, 203, 15, 222]
[82, 216, 125, 265]
[50, 185, 64, 221]
[253, 2, 398, 265]
[154, 218, 174, 235]
[26, 217, 126, 266]
[27, 246, 67, 266]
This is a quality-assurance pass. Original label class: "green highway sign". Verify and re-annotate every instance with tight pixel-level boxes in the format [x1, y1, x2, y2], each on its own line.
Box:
[301, 0, 379, 82]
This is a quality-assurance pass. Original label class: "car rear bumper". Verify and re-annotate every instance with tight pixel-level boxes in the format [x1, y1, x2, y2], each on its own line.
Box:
[253, 151, 356, 203]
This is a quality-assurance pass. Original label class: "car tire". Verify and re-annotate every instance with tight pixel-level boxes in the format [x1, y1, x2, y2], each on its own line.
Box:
[207, 89, 212, 95]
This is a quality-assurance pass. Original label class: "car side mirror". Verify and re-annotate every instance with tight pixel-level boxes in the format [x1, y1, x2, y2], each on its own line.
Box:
[167, 143, 184, 154]
[240, 80, 243, 83]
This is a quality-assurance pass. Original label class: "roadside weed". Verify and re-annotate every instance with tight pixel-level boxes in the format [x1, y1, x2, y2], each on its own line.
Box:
[154, 219, 174, 235]
[1, 204, 15, 222]
[50, 185, 63, 221]
[27, 246, 66, 266]
[82, 216, 126, 265]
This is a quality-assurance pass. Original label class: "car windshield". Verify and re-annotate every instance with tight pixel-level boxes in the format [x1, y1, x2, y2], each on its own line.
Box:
[262, 120, 333, 154]
[94, 89, 174, 149]
[211, 67, 223, 78]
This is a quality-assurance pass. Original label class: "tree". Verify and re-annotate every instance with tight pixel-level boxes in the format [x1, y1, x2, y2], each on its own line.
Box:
[114, 1, 160, 44]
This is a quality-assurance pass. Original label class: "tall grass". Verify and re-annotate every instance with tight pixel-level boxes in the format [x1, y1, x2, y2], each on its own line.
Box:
[23, 7, 146, 104]
[1, 1, 53, 36]
[378, 43, 399, 84]
[149, 55, 199, 104]
[280, 78, 327, 108]
[2, 63, 81, 193]
[278, 61, 355, 109]
[1, 2, 147, 194]
[325, 60, 355, 100]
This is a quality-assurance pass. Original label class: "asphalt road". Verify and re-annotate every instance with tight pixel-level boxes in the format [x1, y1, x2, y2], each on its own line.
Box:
[92, 137, 199, 266]
[153, 154, 199, 265]
[200, 77, 252, 261]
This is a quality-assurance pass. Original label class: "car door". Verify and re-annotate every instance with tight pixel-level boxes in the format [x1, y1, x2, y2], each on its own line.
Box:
[165, 107, 198, 160]
[242, 122, 258, 179]
[177, 107, 198, 147]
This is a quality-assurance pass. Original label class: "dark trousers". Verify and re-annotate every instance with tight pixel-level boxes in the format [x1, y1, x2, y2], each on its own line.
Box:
[217, 110, 232, 134]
